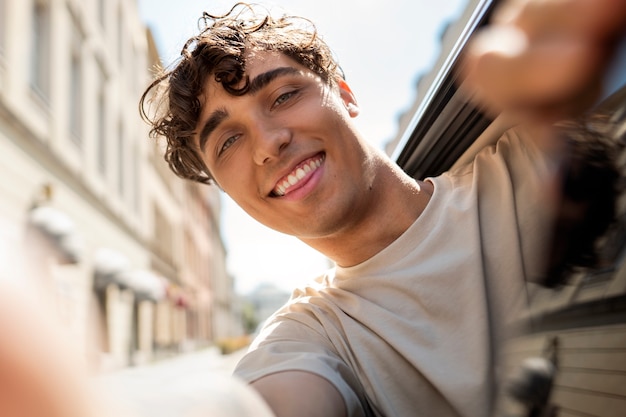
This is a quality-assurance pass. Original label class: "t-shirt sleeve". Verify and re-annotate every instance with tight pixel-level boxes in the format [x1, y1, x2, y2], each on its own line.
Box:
[456, 125, 559, 281]
[233, 313, 369, 417]
[492, 126, 560, 280]
[441, 126, 561, 339]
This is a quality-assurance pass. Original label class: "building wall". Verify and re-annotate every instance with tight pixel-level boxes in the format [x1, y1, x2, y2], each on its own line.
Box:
[384, 0, 486, 156]
[0, 0, 235, 370]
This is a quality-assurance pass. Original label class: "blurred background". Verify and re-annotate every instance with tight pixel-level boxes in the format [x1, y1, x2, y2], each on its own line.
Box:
[0, 0, 467, 371]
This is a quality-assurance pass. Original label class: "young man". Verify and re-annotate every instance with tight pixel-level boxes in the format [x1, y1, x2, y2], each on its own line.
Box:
[140, 1, 626, 416]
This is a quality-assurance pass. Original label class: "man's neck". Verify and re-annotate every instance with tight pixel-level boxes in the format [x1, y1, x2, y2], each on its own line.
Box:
[301, 166, 433, 268]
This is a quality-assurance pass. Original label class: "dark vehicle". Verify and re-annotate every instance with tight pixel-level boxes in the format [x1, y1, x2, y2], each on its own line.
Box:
[390, 1, 626, 416]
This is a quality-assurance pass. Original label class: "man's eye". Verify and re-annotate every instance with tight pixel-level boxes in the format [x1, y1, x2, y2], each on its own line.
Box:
[273, 90, 298, 108]
[219, 134, 239, 155]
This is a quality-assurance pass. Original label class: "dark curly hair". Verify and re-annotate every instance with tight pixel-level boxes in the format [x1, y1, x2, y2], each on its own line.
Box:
[139, 2, 343, 184]
[543, 113, 624, 287]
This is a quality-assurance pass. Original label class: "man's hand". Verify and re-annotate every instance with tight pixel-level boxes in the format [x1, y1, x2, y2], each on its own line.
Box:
[0, 282, 97, 417]
[459, 0, 626, 122]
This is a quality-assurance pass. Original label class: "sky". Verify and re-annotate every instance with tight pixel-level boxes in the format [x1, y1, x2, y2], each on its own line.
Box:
[138, 0, 468, 294]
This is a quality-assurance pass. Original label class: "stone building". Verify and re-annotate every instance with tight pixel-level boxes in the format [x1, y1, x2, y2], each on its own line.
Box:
[0, 0, 237, 370]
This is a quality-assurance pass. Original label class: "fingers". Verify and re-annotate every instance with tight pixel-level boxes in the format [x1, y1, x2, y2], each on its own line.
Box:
[493, 0, 626, 41]
[458, 0, 626, 122]
[460, 25, 606, 118]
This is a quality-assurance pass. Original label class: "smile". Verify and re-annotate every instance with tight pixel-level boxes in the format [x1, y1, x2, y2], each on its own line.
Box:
[272, 154, 325, 197]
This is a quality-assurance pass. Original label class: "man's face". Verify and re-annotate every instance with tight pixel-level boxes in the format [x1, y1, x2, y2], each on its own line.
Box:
[194, 51, 374, 239]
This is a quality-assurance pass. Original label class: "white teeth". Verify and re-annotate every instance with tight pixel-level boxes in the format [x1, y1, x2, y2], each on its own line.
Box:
[273, 156, 324, 196]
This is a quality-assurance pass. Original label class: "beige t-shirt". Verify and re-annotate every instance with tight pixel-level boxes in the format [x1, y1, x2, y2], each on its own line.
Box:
[234, 128, 555, 417]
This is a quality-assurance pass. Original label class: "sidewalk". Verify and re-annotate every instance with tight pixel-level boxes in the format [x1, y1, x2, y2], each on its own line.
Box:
[95, 347, 273, 417]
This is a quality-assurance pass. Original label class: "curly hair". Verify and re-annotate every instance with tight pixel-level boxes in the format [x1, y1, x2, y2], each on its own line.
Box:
[139, 2, 343, 184]
[544, 113, 624, 287]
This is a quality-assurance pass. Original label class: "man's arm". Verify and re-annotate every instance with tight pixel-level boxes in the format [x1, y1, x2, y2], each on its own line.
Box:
[251, 371, 347, 417]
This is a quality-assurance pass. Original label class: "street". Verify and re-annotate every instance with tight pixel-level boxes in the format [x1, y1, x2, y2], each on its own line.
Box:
[96, 347, 274, 417]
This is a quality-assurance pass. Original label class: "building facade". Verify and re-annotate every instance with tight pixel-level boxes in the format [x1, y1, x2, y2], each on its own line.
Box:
[0, 0, 236, 370]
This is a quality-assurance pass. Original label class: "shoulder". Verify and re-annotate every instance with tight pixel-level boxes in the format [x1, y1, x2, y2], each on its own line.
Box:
[445, 124, 558, 185]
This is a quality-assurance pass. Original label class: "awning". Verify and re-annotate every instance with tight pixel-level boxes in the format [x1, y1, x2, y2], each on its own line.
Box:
[93, 248, 132, 289]
[28, 205, 83, 264]
[118, 269, 166, 302]
[93, 248, 165, 302]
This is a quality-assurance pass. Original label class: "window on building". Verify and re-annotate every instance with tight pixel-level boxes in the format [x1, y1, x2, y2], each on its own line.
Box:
[69, 13, 85, 145]
[97, 90, 107, 173]
[30, 0, 51, 102]
[132, 143, 140, 212]
[0, 0, 6, 59]
[132, 44, 144, 96]
[117, 120, 125, 197]
[96, 60, 107, 176]
[184, 228, 202, 278]
[153, 205, 174, 266]
[69, 55, 82, 143]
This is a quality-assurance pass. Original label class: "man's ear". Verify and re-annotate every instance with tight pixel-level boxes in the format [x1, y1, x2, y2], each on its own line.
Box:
[337, 79, 360, 117]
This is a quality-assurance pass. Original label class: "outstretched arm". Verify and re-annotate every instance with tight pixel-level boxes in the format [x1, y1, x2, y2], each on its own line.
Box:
[459, 0, 626, 289]
[251, 371, 347, 417]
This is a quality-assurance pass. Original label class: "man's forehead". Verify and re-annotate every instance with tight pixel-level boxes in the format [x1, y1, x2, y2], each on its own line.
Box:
[203, 50, 316, 98]
[243, 50, 299, 78]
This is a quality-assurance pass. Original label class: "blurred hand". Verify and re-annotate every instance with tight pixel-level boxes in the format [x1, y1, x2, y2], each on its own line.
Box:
[0, 281, 98, 417]
[459, 0, 626, 122]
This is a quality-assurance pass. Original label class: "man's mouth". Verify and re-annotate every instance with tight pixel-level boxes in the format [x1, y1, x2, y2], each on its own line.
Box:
[272, 154, 325, 197]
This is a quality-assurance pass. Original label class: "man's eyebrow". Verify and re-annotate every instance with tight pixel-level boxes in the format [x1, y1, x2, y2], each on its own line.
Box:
[198, 66, 303, 151]
[248, 66, 302, 95]
[199, 108, 228, 152]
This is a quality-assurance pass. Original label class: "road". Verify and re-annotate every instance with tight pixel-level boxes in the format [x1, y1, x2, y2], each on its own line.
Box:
[95, 347, 274, 417]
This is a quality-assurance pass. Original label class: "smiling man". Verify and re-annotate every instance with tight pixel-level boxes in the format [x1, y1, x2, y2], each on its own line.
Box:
[193, 49, 430, 265]
[140, 2, 626, 416]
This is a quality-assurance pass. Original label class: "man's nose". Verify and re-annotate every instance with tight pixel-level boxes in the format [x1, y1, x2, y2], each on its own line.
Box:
[251, 123, 292, 165]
